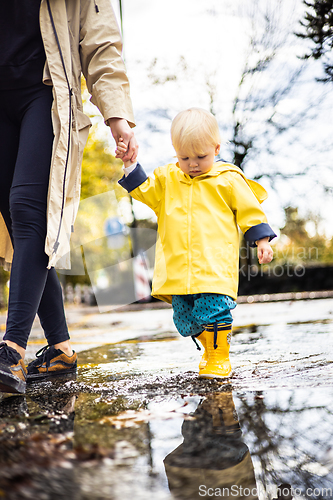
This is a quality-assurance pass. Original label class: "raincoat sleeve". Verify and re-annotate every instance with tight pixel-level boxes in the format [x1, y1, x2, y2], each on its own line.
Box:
[229, 172, 276, 247]
[118, 164, 164, 215]
[79, 0, 135, 126]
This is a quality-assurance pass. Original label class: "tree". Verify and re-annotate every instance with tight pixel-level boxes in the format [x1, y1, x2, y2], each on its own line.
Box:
[81, 126, 125, 200]
[273, 206, 333, 266]
[64, 129, 132, 282]
[226, 0, 314, 180]
[143, 1, 322, 188]
[297, 0, 333, 82]
[125, 0, 332, 246]
[57, 80, 133, 286]
[0, 268, 9, 309]
[80, 76, 126, 201]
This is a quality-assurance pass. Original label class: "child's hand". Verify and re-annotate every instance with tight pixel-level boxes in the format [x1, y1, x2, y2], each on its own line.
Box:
[116, 138, 134, 168]
[256, 237, 273, 264]
[115, 137, 127, 158]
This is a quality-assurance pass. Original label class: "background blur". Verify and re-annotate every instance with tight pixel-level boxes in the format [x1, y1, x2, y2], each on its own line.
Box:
[1, 0, 333, 308]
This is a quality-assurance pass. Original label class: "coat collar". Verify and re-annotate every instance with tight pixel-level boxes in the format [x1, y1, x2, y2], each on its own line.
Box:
[176, 160, 244, 183]
[174, 161, 268, 203]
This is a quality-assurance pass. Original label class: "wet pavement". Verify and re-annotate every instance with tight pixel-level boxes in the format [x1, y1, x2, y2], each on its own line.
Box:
[1, 298, 333, 499]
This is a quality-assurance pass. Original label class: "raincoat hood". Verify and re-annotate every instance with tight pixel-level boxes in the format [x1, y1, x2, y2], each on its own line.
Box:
[175, 161, 268, 204]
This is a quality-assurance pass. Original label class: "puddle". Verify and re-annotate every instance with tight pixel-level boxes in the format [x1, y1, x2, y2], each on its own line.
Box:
[1, 325, 333, 500]
[75, 321, 333, 393]
[1, 384, 333, 499]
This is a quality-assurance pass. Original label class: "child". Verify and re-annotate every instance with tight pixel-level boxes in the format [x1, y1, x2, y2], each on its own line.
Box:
[116, 108, 276, 379]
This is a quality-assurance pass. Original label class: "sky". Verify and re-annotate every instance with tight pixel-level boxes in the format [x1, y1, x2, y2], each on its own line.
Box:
[89, 0, 333, 236]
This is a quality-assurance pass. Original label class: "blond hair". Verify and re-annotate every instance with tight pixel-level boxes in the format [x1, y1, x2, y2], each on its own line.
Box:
[171, 108, 221, 156]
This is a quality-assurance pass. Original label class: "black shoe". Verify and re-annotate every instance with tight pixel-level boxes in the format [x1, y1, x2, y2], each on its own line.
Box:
[27, 345, 77, 381]
[0, 342, 27, 394]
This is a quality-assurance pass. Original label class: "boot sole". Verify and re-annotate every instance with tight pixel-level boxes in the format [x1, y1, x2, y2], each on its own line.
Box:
[199, 370, 233, 379]
[27, 367, 77, 382]
[0, 369, 26, 394]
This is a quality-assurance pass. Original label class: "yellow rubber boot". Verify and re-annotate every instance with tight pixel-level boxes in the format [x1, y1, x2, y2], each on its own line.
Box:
[196, 331, 208, 371]
[199, 323, 232, 379]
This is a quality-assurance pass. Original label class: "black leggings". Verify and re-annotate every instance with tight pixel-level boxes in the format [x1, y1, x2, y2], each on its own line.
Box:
[0, 83, 69, 350]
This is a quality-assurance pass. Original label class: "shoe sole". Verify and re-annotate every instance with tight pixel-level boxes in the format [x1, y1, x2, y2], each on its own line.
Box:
[0, 369, 26, 394]
[27, 367, 77, 382]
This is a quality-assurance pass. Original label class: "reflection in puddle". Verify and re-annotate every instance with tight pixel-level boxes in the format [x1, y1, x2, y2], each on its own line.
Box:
[1, 384, 333, 499]
[0, 336, 333, 499]
[163, 392, 258, 500]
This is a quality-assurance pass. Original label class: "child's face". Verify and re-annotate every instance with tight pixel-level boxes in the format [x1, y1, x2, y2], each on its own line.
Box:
[176, 144, 220, 177]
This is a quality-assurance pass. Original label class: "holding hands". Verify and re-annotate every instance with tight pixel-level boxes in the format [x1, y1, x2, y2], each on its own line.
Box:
[115, 137, 134, 168]
[109, 118, 138, 164]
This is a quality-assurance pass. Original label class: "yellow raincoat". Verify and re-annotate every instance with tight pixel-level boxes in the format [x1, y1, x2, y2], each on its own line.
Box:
[119, 161, 276, 303]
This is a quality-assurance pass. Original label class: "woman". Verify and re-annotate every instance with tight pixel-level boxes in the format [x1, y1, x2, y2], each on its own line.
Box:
[0, 0, 137, 394]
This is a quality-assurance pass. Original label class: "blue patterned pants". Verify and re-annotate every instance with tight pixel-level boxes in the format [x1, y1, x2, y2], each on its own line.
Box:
[172, 293, 236, 337]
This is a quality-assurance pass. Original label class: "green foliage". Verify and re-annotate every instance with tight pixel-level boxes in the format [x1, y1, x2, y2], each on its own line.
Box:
[67, 130, 132, 284]
[81, 126, 125, 201]
[273, 207, 333, 265]
[0, 268, 9, 310]
[298, 0, 333, 81]
[80, 75, 128, 201]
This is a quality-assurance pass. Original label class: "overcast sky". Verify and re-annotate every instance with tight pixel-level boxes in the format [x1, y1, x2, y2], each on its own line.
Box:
[100, 0, 333, 235]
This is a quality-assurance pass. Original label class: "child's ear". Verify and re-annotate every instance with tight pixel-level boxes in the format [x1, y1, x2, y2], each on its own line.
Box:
[215, 144, 221, 155]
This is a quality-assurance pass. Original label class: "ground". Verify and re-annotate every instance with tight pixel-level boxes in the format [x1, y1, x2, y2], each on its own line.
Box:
[0, 298, 333, 499]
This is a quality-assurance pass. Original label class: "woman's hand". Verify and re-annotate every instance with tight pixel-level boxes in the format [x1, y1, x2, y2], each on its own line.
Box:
[108, 117, 138, 162]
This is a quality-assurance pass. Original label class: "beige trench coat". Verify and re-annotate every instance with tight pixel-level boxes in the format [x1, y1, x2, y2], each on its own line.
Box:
[0, 0, 135, 271]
